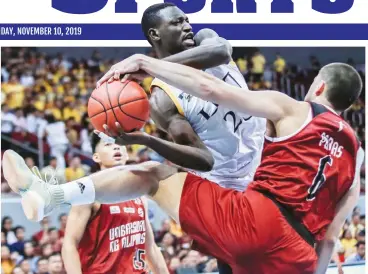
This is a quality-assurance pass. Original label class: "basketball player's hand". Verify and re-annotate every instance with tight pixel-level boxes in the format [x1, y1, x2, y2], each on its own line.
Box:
[97, 54, 149, 87]
[96, 123, 150, 145]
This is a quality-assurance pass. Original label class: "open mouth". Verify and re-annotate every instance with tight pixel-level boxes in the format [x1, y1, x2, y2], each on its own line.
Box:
[183, 32, 195, 45]
[113, 152, 122, 159]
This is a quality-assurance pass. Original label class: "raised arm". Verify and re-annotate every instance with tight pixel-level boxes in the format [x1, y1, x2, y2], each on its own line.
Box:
[62, 204, 94, 274]
[162, 28, 232, 69]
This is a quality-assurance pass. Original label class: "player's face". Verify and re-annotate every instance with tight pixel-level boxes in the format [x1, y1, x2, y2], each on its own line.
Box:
[156, 6, 195, 54]
[93, 141, 129, 168]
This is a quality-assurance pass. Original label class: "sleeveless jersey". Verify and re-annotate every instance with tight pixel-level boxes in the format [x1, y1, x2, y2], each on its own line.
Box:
[78, 198, 148, 274]
[151, 61, 266, 191]
[250, 103, 363, 241]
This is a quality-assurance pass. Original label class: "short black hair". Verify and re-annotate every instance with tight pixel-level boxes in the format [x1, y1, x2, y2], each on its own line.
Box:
[141, 2, 176, 45]
[91, 132, 101, 153]
[320, 63, 362, 111]
[356, 241, 365, 248]
[358, 230, 365, 237]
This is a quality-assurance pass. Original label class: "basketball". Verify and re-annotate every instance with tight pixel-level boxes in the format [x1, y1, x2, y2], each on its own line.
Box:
[87, 80, 150, 135]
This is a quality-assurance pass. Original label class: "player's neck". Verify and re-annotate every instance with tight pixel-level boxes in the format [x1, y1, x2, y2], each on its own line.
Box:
[312, 97, 341, 115]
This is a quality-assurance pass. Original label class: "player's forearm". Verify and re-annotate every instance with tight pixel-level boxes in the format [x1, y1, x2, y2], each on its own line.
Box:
[139, 56, 222, 103]
[314, 238, 336, 274]
[162, 41, 230, 70]
[143, 135, 214, 171]
[62, 242, 83, 274]
[146, 245, 169, 274]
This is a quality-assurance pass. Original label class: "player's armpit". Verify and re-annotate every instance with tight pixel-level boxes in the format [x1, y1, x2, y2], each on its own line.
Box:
[62, 204, 94, 274]
[147, 88, 214, 171]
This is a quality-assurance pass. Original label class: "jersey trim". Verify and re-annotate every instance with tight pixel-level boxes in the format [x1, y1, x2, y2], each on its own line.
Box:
[150, 80, 185, 116]
[264, 106, 313, 142]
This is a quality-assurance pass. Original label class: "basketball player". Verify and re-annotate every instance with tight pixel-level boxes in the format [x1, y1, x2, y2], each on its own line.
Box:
[61, 134, 168, 274]
[98, 2, 266, 192]
[3, 60, 364, 273]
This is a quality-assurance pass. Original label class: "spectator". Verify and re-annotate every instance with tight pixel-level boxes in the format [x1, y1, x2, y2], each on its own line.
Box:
[273, 53, 286, 74]
[1, 104, 16, 134]
[13, 108, 27, 133]
[349, 212, 364, 238]
[160, 233, 176, 257]
[357, 230, 365, 242]
[18, 259, 32, 274]
[58, 214, 67, 238]
[345, 241, 365, 263]
[32, 217, 50, 246]
[250, 50, 266, 84]
[341, 229, 357, 258]
[64, 156, 85, 182]
[35, 257, 48, 274]
[43, 113, 69, 169]
[65, 118, 78, 146]
[2, 74, 25, 109]
[16, 241, 39, 273]
[41, 243, 53, 258]
[20, 70, 35, 88]
[2, 217, 17, 245]
[48, 253, 63, 274]
[2, 245, 15, 274]
[9, 226, 26, 256]
[48, 228, 62, 253]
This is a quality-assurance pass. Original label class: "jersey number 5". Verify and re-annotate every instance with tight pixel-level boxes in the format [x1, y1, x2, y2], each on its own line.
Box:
[133, 249, 146, 270]
[306, 155, 333, 201]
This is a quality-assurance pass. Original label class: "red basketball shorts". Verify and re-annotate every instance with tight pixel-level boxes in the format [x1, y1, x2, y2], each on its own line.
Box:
[179, 173, 317, 274]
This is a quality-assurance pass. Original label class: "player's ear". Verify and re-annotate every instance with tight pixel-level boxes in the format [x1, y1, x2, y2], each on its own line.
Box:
[148, 28, 160, 43]
[92, 153, 101, 164]
[315, 80, 326, 97]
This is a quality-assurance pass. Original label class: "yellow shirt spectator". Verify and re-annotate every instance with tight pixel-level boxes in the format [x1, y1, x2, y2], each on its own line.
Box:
[63, 107, 82, 123]
[341, 238, 357, 257]
[65, 167, 85, 182]
[251, 52, 266, 74]
[2, 76, 25, 109]
[236, 58, 247, 74]
[274, 55, 286, 73]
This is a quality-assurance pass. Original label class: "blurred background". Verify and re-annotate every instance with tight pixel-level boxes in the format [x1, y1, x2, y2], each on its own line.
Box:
[0, 47, 365, 274]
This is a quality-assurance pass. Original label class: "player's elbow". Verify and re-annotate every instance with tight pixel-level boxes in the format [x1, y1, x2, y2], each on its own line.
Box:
[201, 151, 215, 171]
[213, 40, 232, 64]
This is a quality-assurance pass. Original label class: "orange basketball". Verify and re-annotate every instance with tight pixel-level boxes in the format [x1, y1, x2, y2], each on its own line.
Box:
[87, 80, 150, 135]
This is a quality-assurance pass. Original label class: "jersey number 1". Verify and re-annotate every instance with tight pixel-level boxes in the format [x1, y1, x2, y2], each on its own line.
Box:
[306, 155, 333, 201]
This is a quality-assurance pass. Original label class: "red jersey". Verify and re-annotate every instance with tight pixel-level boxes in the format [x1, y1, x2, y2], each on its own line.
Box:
[78, 198, 148, 274]
[250, 103, 361, 241]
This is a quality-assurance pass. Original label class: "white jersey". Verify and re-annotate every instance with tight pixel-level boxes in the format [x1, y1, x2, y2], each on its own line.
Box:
[151, 61, 266, 191]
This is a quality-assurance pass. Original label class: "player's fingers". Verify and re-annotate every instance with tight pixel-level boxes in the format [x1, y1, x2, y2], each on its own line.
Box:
[103, 124, 114, 136]
[93, 130, 100, 135]
[97, 70, 113, 87]
[115, 122, 126, 134]
[121, 74, 131, 82]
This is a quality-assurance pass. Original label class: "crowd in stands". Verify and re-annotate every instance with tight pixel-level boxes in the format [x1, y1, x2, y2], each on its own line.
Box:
[1, 47, 366, 273]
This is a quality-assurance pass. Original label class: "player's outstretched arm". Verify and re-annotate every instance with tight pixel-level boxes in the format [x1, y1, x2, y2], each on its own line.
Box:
[142, 198, 170, 274]
[162, 28, 232, 70]
[137, 56, 298, 122]
[61, 204, 94, 274]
